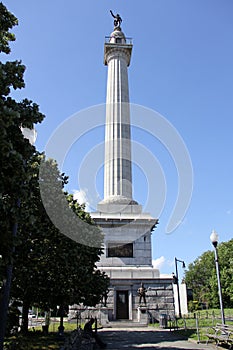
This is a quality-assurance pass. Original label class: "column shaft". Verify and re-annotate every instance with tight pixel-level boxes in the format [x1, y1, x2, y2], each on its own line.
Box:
[104, 50, 132, 202]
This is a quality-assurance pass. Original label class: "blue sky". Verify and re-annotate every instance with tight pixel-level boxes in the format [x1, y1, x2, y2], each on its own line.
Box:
[4, 0, 233, 277]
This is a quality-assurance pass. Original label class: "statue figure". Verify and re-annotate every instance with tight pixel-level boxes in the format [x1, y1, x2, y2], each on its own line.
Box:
[110, 10, 122, 28]
[138, 283, 147, 304]
[102, 289, 109, 307]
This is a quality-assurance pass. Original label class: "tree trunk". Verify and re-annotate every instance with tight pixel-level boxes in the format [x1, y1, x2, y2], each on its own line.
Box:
[60, 314, 64, 328]
[0, 203, 20, 349]
[0, 265, 13, 350]
[58, 305, 64, 335]
[21, 299, 30, 334]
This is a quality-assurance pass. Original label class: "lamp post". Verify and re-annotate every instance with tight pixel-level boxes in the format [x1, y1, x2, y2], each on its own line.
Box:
[174, 257, 186, 318]
[210, 230, 225, 325]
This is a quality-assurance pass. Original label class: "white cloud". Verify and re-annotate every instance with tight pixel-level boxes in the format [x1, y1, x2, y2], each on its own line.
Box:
[167, 259, 175, 268]
[73, 189, 91, 212]
[152, 256, 165, 269]
[227, 209, 232, 215]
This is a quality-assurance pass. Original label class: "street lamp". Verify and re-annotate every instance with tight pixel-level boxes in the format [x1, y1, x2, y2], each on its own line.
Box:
[174, 257, 186, 318]
[210, 230, 225, 325]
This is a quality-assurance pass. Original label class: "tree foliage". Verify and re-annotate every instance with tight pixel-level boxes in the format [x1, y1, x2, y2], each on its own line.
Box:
[11, 155, 109, 332]
[0, 2, 44, 275]
[184, 239, 233, 308]
[0, 3, 109, 338]
[0, 3, 44, 345]
[0, 2, 18, 54]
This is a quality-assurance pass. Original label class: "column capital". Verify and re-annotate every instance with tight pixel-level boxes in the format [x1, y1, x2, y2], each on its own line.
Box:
[104, 44, 132, 66]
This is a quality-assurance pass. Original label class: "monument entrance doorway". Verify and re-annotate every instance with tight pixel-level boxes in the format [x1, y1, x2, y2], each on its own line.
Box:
[116, 291, 129, 319]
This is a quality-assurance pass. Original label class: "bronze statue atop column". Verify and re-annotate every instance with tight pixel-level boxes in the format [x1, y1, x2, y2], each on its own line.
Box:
[110, 10, 122, 28]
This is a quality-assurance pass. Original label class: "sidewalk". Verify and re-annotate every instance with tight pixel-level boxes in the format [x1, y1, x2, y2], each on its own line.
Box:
[98, 327, 218, 350]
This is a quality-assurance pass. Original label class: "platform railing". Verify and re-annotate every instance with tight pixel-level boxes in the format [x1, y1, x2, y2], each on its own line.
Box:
[105, 36, 133, 45]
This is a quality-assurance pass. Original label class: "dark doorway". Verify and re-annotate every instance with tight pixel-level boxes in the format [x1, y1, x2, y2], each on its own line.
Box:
[116, 291, 129, 319]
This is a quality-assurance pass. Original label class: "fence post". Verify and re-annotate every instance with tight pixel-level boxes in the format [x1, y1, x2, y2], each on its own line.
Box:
[212, 311, 215, 326]
[195, 313, 200, 343]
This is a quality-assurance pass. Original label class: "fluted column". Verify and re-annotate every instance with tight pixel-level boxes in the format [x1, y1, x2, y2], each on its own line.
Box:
[102, 28, 134, 204]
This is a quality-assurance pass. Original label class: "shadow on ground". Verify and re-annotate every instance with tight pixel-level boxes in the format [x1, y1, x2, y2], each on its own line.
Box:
[98, 329, 213, 350]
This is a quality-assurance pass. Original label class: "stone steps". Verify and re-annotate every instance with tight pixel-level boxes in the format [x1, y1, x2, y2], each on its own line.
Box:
[104, 320, 147, 328]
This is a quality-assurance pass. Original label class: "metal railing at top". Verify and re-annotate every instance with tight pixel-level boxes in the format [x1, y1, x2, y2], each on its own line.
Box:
[105, 36, 133, 45]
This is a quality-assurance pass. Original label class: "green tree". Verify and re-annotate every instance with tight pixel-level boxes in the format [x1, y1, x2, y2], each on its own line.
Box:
[210, 239, 233, 308]
[0, 3, 44, 347]
[184, 250, 213, 306]
[11, 156, 109, 333]
[184, 239, 233, 309]
[0, 3, 109, 342]
[0, 2, 43, 276]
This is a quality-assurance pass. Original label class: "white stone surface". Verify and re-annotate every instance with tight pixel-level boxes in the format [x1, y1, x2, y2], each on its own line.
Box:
[137, 306, 148, 324]
[92, 27, 158, 270]
[93, 215, 157, 267]
[103, 30, 133, 204]
[173, 283, 188, 316]
[98, 266, 160, 279]
[96, 202, 142, 215]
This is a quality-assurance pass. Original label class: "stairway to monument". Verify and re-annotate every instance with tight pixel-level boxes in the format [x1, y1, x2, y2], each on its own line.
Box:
[105, 320, 147, 328]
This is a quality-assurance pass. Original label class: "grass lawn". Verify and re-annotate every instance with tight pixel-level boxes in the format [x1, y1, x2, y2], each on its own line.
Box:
[179, 309, 233, 343]
[41, 321, 78, 332]
[151, 308, 233, 343]
[5, 309, 233, 348]
[4, 332, 65, 350]
[4, 322, 78, 349]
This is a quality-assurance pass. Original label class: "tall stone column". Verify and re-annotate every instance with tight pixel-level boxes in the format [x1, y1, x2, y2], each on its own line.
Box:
[93, 18, 157, 269]
[100, 27, 136, 207]
[79, 15, 172, 324]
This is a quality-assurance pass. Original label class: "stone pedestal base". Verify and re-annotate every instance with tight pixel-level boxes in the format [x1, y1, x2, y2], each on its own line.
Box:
[97, 202, 142, 215]
[99, 307, 109, 326]
[137, 306, 148, 325]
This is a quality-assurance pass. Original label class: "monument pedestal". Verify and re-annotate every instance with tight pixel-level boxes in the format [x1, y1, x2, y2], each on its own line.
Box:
[99, 307, 109, 326]
[137, 306, 148, 324]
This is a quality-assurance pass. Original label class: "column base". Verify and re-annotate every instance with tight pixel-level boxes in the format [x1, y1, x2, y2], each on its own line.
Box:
[97, 197, 142, 215]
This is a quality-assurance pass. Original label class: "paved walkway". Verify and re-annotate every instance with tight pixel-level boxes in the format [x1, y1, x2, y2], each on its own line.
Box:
[98, 327, 218, 350]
